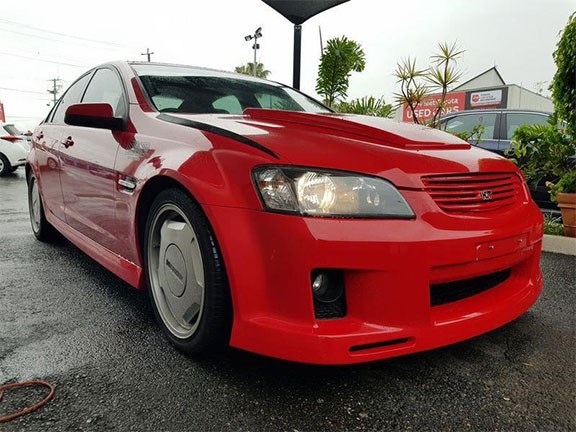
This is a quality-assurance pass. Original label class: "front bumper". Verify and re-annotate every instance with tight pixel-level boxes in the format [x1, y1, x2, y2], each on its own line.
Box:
[13, 158, 27, 168]
[204, 192, 543, 365]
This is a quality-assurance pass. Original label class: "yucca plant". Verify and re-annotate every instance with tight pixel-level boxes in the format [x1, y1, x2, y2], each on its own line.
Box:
[394, 42, 464, 128]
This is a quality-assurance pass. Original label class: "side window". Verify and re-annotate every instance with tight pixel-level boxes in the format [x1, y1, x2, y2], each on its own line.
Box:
[152, 94, 184, 111]
[82, 68, 126, 118]
[506, 113, 549, 140]
[212, 95, 242, 114]
[50, 74, 91, 124]
[255, 92, 300, 111]
[444, 113, 497, 140]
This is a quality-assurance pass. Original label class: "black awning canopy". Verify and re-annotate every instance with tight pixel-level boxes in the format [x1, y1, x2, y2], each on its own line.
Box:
[262, 0, 350, 25]
[261, 0, 351, 89]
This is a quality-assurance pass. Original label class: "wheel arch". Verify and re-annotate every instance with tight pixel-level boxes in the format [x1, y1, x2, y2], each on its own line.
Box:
[135, 174, 235, 343]
[135, 174, 233, 296]
[136, 175, 192, 252]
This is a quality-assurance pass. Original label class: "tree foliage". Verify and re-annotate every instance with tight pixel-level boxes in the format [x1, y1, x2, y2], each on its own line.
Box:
[338, 96, 394, 118]
[316, 36, 366, 108]
[551, 13, 576, 136]
[509, 14, 576, 202]
[234, 62, 271, 79]
[508, 119, 575, 194]
[394, 42, 464, 128]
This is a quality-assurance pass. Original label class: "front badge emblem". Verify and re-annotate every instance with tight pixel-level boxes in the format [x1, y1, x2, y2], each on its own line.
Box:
[480, 190, 493, 201]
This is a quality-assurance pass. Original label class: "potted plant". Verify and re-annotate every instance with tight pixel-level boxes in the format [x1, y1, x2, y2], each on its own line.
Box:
[548, 171, 576, 237]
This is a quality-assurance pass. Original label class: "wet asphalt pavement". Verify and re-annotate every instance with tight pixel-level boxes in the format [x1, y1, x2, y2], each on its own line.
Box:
[0, 169, 574, 432]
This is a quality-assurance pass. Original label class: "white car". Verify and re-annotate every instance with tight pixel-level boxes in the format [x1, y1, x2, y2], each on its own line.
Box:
[0, 123, 29, 176]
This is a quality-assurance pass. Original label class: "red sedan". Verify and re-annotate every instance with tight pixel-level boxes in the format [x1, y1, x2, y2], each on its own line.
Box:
[27, 61, 543, 364]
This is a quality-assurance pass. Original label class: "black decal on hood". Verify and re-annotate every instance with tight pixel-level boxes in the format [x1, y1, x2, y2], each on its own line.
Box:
[157, 113, 279, 159]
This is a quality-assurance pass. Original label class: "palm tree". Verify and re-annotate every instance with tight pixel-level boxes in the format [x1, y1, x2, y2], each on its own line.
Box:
[234, 62, 271, 79]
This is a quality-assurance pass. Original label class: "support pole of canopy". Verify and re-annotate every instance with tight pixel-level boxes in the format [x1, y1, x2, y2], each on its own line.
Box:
[293, 25, 302, 89]
[261, 0, 350, 90]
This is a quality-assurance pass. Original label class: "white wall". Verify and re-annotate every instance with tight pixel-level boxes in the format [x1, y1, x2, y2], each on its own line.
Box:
[506, 85, 554, 112]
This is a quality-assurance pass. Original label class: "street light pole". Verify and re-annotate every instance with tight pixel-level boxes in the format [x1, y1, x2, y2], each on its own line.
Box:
[245, 27, 263, 77]
[253, 39, 258, 77]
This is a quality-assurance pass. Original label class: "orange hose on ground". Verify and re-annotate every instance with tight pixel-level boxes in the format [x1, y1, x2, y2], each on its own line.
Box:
[0, 381, 55, 423]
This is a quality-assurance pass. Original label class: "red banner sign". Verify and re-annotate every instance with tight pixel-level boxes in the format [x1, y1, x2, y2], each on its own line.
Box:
[0, 101, 5, 123]
[402, 92, 465, 123]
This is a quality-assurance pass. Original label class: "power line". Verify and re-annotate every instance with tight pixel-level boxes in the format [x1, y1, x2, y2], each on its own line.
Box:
[0, 51, 88, 68]
[4, 116, 45, 119]
[0, 26, 130, 53]
[0, 86, 47, 95]
[0, 18, 137, 49]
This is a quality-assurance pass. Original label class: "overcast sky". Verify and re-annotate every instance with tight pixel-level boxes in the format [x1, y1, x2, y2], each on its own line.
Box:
[0, 0, 573, 130]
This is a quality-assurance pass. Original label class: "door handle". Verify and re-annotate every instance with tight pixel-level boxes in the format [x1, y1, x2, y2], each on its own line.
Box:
[62, 137, 74, 148]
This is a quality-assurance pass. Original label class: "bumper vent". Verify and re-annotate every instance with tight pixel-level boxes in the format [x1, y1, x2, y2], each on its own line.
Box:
[430, 268, 512, 306]
[422, 172, 522, 213]
[314, 298, 347, 319]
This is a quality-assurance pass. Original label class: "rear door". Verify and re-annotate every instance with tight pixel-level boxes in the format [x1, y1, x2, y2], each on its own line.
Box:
[34, 73, 92, 222]
[499, 112, 550, 153]
[58, 67, 128, 251]
[443, 112, 500, 154]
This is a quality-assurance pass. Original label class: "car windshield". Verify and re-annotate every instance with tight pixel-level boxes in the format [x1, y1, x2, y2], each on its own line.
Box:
[132, 64, 331, 115]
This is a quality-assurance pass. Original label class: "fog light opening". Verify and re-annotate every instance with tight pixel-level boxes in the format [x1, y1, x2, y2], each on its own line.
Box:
[311, 270, 344, 304]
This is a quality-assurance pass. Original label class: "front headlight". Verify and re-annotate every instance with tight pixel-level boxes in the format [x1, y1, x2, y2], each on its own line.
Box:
[253, 166, 415, 218]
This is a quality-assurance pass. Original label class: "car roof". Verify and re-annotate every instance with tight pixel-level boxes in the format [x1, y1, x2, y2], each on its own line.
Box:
[125, 60, 281, 86]
[441, 109, 551, 119]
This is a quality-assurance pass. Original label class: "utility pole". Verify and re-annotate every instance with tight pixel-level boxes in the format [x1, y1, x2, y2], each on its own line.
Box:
[47, 78, 64, 106]
[141, 48, 154, 62]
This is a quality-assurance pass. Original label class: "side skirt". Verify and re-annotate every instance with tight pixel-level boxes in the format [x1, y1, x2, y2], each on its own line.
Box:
[47, 213, 144, 289]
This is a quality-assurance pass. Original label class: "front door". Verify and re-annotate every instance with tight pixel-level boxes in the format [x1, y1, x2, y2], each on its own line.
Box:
[58, 67, 127, 252]
[444, 112, 500, 154]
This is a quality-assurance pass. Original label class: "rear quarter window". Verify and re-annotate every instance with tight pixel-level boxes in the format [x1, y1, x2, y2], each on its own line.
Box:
[505, 113, 550, 140]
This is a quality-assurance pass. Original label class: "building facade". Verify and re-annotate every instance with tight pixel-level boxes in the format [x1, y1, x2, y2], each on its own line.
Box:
[397, 67, 554, 123]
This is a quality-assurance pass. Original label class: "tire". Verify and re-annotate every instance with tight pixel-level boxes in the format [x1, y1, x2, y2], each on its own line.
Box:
[0, 153, 11, 176]
[144, 188, 232, 355]
[27, 171, 59, 242]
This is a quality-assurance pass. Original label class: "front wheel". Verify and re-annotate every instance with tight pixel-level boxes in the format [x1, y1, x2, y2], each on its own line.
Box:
[144, 188, 232, 355]
[28, 171, 59, 242]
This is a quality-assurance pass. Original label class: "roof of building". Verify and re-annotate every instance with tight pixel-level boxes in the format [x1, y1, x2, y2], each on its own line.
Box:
[454, 67, 506, 91]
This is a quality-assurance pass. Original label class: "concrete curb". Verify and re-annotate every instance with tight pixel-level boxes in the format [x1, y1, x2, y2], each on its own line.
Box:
[543, 234, 576, 256]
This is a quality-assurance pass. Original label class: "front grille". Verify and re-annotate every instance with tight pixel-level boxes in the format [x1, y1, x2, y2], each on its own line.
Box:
[422, 172, 522, 213]
[430, 268, 512, 306]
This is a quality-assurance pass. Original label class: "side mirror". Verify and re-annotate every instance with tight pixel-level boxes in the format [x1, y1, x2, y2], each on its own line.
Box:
[65, 103, 124, 131]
